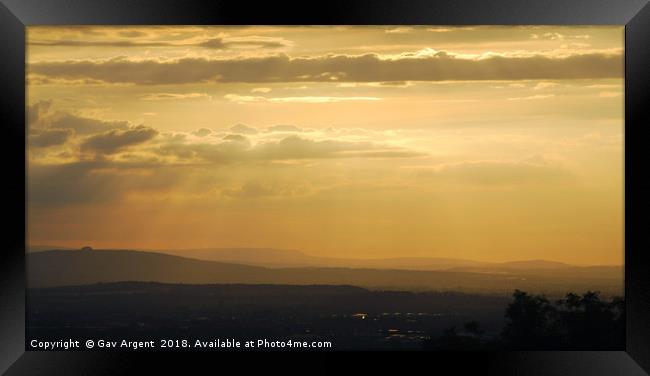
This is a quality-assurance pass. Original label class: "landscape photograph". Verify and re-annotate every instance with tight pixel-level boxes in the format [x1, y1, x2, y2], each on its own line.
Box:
[26, 25, 624, 351]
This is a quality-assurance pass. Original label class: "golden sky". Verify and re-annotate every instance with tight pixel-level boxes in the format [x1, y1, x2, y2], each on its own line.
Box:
[26, 26, 624, 265]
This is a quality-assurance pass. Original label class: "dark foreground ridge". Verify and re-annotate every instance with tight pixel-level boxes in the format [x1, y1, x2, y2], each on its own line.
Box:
[26, 282, 510, 350]
[27, 282, 624, 350]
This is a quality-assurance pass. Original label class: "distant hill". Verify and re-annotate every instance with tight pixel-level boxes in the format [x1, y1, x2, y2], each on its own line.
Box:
[138, 247, 551, 271]
[27, 249, 623, 296]
[495, 260, 573, 270]
[30, 246, 612, 272]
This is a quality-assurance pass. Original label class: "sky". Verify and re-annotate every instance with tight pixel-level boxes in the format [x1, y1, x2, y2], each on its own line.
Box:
[26, 26, 624, 265]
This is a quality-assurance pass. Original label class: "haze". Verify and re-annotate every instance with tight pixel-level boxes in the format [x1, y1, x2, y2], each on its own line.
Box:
[27, 26, 624, 265]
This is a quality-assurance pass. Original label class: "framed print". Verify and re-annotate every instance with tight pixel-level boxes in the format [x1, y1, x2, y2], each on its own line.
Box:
[1, 0, 649, 375]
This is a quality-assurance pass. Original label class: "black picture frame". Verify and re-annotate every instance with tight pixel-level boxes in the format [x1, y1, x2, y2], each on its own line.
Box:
[1, 0, 649, 374]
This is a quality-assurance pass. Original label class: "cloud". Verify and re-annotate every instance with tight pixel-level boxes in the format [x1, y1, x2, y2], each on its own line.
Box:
[543, 32, 565, 41]
[385, 27, 415, 34]
[30, 128, 73, 148]
[30, 40, 174, 48]
[376, 81, 413, 87]
[221, 134, 249, 143]
[533, 81, 560, 90]
[267, 125, 304, 132]
[29, 50, 623, 85]
[81, 125, 158, 155]
[28, 102, 423, 166]
[29, 161, 121, 205]
[197, 36, 290, 49]
[337, 81, 413, 88]
[28, 160, 183, 205]
[28, 128, 422, 205]
[270, 96, 381, 104]
[153, 134, 422, 164]
[192, 128, 212, 137]
[25, 108, 424, 208]
[250, 136, 422, 160]
[229, 124, 258, 134]
[224, 94, 381, 104]
[29, 36, 291, 50]
[507, 94, 555, 101]
[118, 30, 148, 38]
[530, 32, 591, 41]
[253, 136, 360, 159]
[427, 27, 466, 32]
[585, 84, 621, 89]
[28, 100, 53, 125]
[28, 102, 134, 137]
[140, 92, 211, 101]
[50, 113, 131, 135]
[222, 94, 265, 103]
[251, 87, 272, 93]
[26, 101, 428, 172]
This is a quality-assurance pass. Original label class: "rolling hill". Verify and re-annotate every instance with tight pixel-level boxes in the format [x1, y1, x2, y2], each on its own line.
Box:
[137, 247, 572, 271]
[27, 249, 623, 296]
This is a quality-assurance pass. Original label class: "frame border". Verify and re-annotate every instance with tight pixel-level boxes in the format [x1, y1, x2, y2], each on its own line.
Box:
[1, 0, 649, 374]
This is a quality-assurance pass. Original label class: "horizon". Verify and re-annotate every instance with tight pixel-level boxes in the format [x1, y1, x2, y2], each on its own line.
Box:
[27, 26, 624, 265]
[26, 244, 623, 267]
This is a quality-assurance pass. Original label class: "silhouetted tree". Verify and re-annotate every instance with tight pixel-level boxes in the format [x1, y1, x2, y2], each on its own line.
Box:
[610, 296, 625, 346]
[464, 321, 485, 338]
[422, 322, 487, 350]
[501, 290, 561, 349]
[556, 291, 624, 349]
[423, 290, 625, 350]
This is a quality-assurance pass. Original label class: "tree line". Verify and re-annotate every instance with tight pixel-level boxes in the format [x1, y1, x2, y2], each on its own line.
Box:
[423, 290, 625, 350]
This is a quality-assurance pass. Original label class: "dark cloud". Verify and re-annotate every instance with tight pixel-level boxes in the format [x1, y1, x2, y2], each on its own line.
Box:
[28, 100, 53, 124]
[50, 114, 131, 135]
[28, 160, 182, 206]
[28, 127, 423, 207]
[29, 161, 120, 205]
[28, 102, 134, 149]
[28, 101, 130, 135]
[197, 37, 289, 49]
[30, 51, 623, 85]
[28, 103, 421, 162]
[30, 128, 73, 148]
[30, 40, 172, 48]
[81, 125, 158, 155]
[29, 37, 289, 50]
